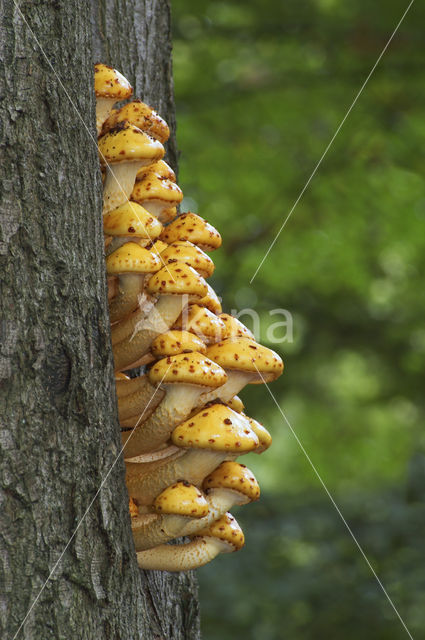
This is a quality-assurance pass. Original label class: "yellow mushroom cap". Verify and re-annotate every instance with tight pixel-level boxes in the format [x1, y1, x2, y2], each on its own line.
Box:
[94, 63, 133, 100]
[153, 481, 209, 518]
[151, 330, 206, 358]
[160, 213, 222, 251]
[146, 263, 208, 300]
[148, 352, 227, 388]
[195, 513, 245, 551]
[103, 202, 163, 239]
[131, 174, 183, 205]
[246, 416, 272, 452]
[198, 283, 222, 314]
[171, 403, 259, 452]
[202, 461, 260, 502]
[136, 160, 176, 183]
[98, 123, 164, 166]
[226, 395, 244, 413]
[219, 314, 255, 340]
[205, 337, 284, 383]
[160, 241, 215, 279]
[106, 243, 162, 275]
[101, 100, 170, 143]
[174, 304, 226, 343]
[129, 497, 139, 517]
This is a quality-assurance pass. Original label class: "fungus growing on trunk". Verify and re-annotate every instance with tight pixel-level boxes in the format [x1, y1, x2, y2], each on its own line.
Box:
[112, 263, 208, 371]
[174, 304, 226, 345]
[131, 172, 183, 223]
[136, 513, 244, 571]
[101, 100, 170, 143]
[159, 241, 215, 279]
[136, 159, 176, 183]
[126, 403, 259, 505]
[94, 63, 133, 136]
[99, 123, 164, 214]
[131, 481, 209, 551]
[122, 352, 228, 458]
[103, 201, 163, 257]
[199, 337, 284, 404]
[160, 212, 222, 251]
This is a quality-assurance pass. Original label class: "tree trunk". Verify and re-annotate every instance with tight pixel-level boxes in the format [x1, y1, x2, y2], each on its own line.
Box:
[0, 1, 199, 638]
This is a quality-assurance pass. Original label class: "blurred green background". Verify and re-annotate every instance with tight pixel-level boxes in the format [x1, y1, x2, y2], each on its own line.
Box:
[171, 1, 425, 638]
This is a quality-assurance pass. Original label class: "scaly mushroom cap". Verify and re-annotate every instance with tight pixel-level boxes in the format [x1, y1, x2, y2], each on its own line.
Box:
[205, 337, 284, 383]
[98, 123, 164, 166]
[202, 462, 260, 502]
[198, 283, 222, 314]
[94, 63, 133, 100]
[159, 241, 215, 279]
[153, 481, 209, 518]
[103, 202, 163, 239]
[149, 239, 169, 258]
[106, 243, 161, 275]
[131, 174, 183, 206]
[171, 403, 259, 452]
[151, 330, 206, 358]
[101, 100, 170, 143]
[174, 304, 226, 344]
[226, 395, 244, 413]
[220, 314, 255, 340]
[246, 416, 272, 453]
[146, 263, 208, 301]
[148, 352, 227, 389]
[195, 513, 245, 552]
[137, 160, 176, 183]
[160, 213, 222, 251]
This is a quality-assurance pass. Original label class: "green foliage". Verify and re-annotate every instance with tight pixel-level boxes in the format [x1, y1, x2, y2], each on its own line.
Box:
[172, 0, 425, 636]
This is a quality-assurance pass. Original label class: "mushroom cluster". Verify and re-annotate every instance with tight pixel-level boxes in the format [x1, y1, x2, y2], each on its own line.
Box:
[95, 63, 284, 571]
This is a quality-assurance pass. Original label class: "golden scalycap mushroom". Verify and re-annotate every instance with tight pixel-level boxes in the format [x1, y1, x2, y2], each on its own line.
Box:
[198, 283, 222, 314]
[101, 100, 170, 143]
[206, 337, 284, 383]
[151, 330, 206, 358]
[195, 513, 245, 551]
[203, 462, 260, 502]
[148, 239, 169, 257]
[106, 243, 161, 275]
[132, 174, 182, 203]
[103, 202, 163, 239]
[174, 304, 226, 344]
[153, 481, 209, 518]
[98, 123, 164, 167]
[226, 395, 244, 413]
[246, 416, 272, 453]
[160, 213, 222, 251]
[146, 263, 208, 300]
[220, 314, 255, 340]
[160, 241, 215, 279]
[94, 63, 133, 100]
[148, 352, 227, 389]
[137, 160, 176, 183]
[172, 403, 259, 452]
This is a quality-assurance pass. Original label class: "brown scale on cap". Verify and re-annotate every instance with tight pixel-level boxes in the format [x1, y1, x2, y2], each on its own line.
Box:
[197, 283, 222, 314]
[148, 352, 227, 389]
[219, 313, 255, 340]
[94, 63, 133, 135]
[202, 461, 260, 502]
[160, 213, 222, 252]
[205, 337, 284, 383]
[195, 512, 245, 551]
[153, 481, 209, 518]
[136, 159, 176, 183]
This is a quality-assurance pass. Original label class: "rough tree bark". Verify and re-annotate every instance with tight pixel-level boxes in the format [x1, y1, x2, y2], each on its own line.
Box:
[0, 1, 200, 638]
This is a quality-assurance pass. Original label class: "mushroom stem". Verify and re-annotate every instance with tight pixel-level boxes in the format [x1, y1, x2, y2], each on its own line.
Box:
[112, 295, 187, 372]
[126, 449, 230, 505]
[122, 384, 208, 458]
[103, 162, 144, 214]
[96, 97, 116, 135]
[198, 370, 256, 406]
[109, 274, 146, 324]
[132, 511, 197, 551]
[137, 536, 227, 571]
